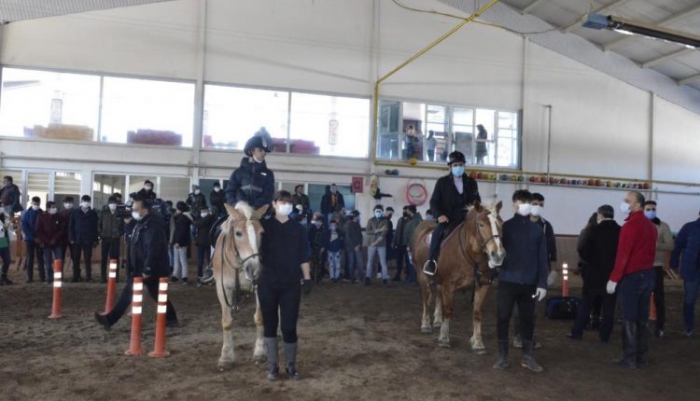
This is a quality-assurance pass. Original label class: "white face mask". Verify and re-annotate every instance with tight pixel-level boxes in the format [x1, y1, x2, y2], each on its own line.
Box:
[108, 204, 117, 211]
[194, 190, 201, 195]
[253, 155, 263, 163]
[132, 211, 142, 221]
[620, 202, 631, 215]
[277, 203, 293, 216]
[200, 212, 209, 218]
[81, 202, 90, 209]
[517, 203, 531, 217]
[530, 205, 542, 217]
[64, 203, 73, 209]
[374, 211, 383, 219]
[31, 204, 40, 211]
[214, 187, 221, 192]
[49, 208, 58, 215]
[145, 185, 153, 191]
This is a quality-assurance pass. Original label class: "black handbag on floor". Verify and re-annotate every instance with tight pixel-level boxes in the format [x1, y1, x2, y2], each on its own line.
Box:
[545, 296, 581, 320]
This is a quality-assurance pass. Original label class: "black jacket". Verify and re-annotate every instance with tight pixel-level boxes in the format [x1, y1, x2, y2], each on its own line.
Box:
[135, 188, 157, 201]
[226, 157, 275, 208]
[579, 220, 621, 296]
[130, 213, 171, 277]
[320, 191, 345, 215]
[499, 214, 548, 289]
[194, 214, 216, 247]
[210, 189, 225, 208]
[534, 218, 557, 262]
[187, 192, 207, 214]
[430, 174, 481, 223]
[69, 208, 99, 246]
[170, 212, 193, 247]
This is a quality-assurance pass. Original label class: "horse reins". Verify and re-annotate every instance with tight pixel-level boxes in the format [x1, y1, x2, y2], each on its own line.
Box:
[218, 218, 261, 312]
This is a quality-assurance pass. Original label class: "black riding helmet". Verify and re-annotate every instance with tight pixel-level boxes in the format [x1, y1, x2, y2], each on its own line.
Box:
[447, 151, 466, 165]
[244, 128, 272, 156]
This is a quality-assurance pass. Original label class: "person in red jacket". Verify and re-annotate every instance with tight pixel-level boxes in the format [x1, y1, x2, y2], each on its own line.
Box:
[35, 201, 67, 284]
[606, 191, 657, 369]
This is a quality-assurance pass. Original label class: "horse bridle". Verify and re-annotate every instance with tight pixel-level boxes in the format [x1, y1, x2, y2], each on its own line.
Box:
[458, 211, 501, 262]
[219, 218, 261, 312]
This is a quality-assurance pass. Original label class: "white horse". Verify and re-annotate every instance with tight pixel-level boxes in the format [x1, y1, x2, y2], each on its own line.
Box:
[213, 202, 268, 371]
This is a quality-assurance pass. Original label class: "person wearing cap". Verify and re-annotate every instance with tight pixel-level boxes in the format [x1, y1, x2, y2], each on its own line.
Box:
[424, 151, 481, 275]
[136, 180, 157, 201]
[202, 131, 275, 282]
[210, 182, 225, 218]
[607, 191, 657, 369]
[365, 205, 390, 287]
[569, 205, 621, 342]
[187, 184, 208, 217]
[99, 196, 124, 283]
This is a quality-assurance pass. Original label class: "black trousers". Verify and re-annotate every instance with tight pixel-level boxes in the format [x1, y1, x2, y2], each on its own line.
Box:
[196, 244, 210, 278]
[72, 244, 93, 280]
[60, 243, 74, 274]
[571, 293, 617, 341]
[654, 266, 666, 332]
[25, 241, 45, 281]
[105, 273, 178, 326]
[394, 245, 407, 279]
[497, 281, 536, 343]
[258, 283, 301, 344]
[100, 238, 121, 282]
[428, 223, 448, 263]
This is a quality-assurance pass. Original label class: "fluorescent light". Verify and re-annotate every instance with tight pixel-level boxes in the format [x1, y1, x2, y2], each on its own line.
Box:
[613, 29, 634, 36]
[583, 13, 700, 49]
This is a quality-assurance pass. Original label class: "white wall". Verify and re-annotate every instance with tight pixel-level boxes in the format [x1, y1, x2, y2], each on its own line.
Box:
[1, 0, 699, 234]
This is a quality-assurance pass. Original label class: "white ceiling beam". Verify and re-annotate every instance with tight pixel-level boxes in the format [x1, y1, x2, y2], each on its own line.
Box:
[679, 73, 700, 86]
[642, 48, 696, 68]
[604, 3, 700, 51]
[563, 0, 630, 33]
[521, 0, 550, 15]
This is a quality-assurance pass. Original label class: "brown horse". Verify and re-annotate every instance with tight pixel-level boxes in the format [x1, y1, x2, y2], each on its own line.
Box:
[412, 201, 506, 353]
[212, 202, 268, 371]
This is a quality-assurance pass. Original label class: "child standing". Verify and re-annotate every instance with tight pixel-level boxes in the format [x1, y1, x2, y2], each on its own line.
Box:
[324, 220, 344, 283]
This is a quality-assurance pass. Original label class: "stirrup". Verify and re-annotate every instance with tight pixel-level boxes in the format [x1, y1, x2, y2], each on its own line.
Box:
[423, 260, 437, 276]
[202, 265, 215, 283]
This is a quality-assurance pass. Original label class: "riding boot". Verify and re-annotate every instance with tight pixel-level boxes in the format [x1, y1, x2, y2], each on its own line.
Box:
[264, 337, 279, 381]
[616, 321, 638, 369]
[637, 319, 650, 367]
[520, 341, 543, 373]
[284, 342, 300, 380]
[493, 341, 509, 370]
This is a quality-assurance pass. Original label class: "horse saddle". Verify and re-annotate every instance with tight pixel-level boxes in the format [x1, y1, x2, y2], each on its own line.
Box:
[423, 222, 464, 247]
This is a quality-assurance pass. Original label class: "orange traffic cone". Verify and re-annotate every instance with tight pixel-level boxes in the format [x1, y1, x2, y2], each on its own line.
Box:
[104, 260, 118, 313]
[650, 292, 657, 321]
[125, 276, 144, 356]
[562, 262, 569, 297]
[48, 260, 64, 319]
[149, 278, 171, 358]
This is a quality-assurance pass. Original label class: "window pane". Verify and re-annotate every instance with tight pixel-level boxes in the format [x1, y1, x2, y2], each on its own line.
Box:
[453, 107, 473, 126]
[203, 85, 289, 151]
[377, 100, 401, 160]
[55, 171, 82, 206]
[27, 172, 50, 208]
[475, 109, 495, 136]
[401, 102, 425, 162]
[427, 105, 446, 123]
[289, 93, 370, 158]
[159, 177, 190, 204]
[0, 68, 100, 140]
[496, 138, 518, 168]
[93, 174, 126, 210]
[101, 77, 195, 147]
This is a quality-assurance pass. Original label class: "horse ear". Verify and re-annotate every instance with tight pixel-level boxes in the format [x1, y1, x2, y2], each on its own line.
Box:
[253, 205, 269, 220]
[224, 203, 240, 219]
[495, 201, 503, 213]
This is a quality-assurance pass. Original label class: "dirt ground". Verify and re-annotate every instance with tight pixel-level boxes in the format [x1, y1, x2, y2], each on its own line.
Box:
[1, 265, 698, 401]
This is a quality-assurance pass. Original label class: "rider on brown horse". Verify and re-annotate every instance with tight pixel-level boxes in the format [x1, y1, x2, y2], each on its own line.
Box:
[423, 151, 481, 275]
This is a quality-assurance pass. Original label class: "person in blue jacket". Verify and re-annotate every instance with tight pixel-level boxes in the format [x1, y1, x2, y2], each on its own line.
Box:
[671, 212, 700, 338]
[323, 220, 344, 283]
[21, 196, 44, 283]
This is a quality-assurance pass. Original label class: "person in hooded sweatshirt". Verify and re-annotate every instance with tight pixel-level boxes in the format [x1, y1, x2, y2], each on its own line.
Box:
[170, 201, 193, 284]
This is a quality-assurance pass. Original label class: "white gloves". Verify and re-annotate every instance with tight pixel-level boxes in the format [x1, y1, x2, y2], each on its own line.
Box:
[535, 288, 547, 302]
[606, 280, 617, 294]
[295, 205, 303, 211]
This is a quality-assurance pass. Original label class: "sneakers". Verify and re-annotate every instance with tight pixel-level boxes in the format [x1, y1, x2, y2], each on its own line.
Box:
[423, 260, 437, 276]
[286, 364, 300, 381]
[182, 277, 188, 285]
[513, 336, 541, 349]
[364, 277, 371, 286]
[197, 278, 204, 287]
[268, 364, 280, 381]
[0, 275, 13, 285]
[686, 330, 693, 338]
[170, 276, 179, 283]
[655, 330, 665, 339]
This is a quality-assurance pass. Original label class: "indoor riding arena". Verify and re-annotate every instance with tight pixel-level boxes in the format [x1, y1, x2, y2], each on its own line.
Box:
[1, 1, 700, 401]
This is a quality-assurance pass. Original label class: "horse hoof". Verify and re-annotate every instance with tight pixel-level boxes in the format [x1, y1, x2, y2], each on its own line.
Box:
[433, 321, 443, 328]
[218, 360, 234, 371]
[253, 354, 267, 363]
[420, 327, 433, 334]
[437, 340, 451, 348]
[472, 348, 487, 356]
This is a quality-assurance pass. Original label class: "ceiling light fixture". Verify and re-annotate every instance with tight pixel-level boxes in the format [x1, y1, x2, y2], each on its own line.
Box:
[583, 13, 700, 49]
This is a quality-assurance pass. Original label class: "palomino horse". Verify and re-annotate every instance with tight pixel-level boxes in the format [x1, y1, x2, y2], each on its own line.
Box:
[212, 202, 268, 371]
[412, 201, 506, 353]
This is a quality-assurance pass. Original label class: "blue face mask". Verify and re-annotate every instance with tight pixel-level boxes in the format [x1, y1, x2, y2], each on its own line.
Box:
[645, 210, 657, 220]
[451, 166, 465, 177]
[374, 211, 383, 219]
[330, 225, 337, 231]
